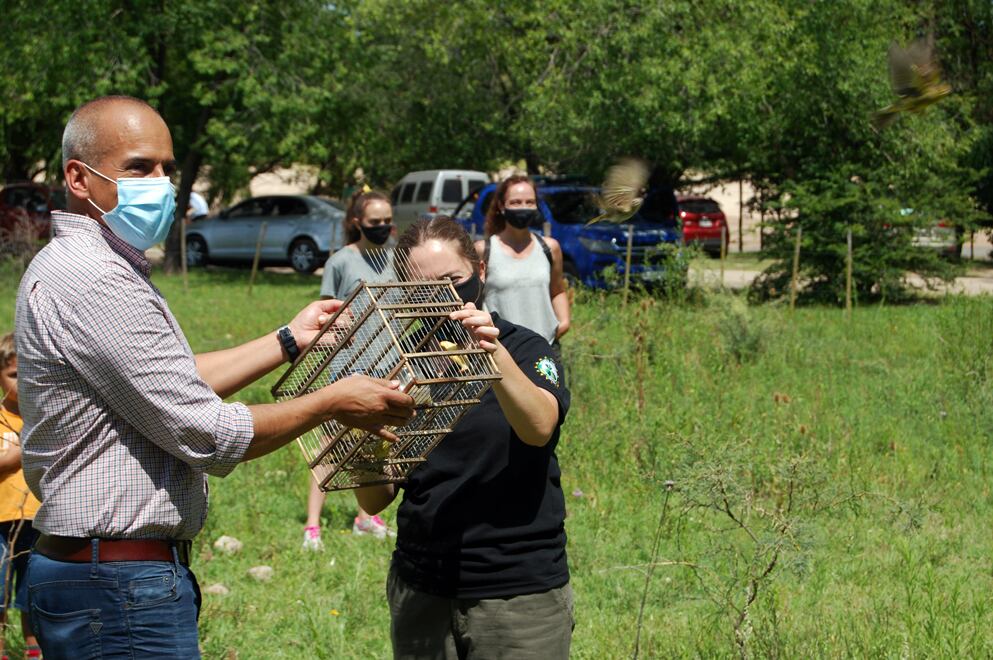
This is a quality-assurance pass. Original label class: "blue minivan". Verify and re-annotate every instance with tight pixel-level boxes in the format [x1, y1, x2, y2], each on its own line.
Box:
[454, 183, 682, 288]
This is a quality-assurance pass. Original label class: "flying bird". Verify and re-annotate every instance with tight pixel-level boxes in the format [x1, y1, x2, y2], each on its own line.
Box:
[873, 35, 951, 130]
[588, 158, 650, 224]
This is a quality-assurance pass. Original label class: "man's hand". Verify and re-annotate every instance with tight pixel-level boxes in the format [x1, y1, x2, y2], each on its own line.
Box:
[324, 375, 416, 440]
[288, 299, 346, 350]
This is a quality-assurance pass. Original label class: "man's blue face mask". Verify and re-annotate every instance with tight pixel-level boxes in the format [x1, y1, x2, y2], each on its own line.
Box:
[83, 163, 177, 251]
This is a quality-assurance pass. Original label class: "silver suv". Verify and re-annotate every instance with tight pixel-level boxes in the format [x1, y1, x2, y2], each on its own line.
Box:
[186, 195, 344, 273]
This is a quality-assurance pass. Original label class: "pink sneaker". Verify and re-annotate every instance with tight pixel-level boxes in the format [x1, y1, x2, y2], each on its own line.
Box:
[302, 525, 324, 551]
[352, 515, 394, 539]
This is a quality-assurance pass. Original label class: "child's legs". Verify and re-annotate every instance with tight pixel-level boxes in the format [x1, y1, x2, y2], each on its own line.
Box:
[306, 478, 327, 528]
[307, 476, 374, 527]
[0, 519, 37, 652]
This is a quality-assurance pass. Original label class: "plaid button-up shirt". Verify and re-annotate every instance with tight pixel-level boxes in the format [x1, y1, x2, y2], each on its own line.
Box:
[15, 211, 254, 540]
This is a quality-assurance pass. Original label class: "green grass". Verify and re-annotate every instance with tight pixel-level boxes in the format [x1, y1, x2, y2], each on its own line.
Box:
[3, 262, 993, 658]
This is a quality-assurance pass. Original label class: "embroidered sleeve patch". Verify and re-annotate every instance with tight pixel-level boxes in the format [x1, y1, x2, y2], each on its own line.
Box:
[534, 357, 560, 387]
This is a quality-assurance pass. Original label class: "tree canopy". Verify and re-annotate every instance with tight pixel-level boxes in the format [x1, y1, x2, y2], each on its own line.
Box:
[2, 0, 991, 284]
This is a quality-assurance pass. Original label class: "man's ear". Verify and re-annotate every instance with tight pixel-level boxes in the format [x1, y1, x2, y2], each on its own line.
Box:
[64, 160, 91, 202]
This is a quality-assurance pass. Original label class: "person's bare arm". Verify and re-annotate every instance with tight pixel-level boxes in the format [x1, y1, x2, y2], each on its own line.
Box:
[546, 238, 571, 339]
[451, 305, 560, 447]
[243, 375, 415, 461]
[0, 446, 21, 474]
[196, 299, 343, 399]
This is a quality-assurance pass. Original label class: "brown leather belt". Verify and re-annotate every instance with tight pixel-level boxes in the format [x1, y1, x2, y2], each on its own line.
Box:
[35, 535, 192, 565]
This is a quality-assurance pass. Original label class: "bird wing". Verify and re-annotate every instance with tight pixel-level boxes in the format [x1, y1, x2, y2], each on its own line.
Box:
[600, 158, 649, 213]
[888, 41, 920, 97]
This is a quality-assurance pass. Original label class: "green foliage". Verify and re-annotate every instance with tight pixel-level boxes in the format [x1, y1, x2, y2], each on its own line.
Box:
[711, 294, 767, 364]
[3, 0, 992, 246]
[751, 169, 962, 304]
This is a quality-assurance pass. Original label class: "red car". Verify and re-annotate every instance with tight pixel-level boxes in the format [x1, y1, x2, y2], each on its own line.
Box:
[0, 182, 65, 242]
[677, 195, 729, 256]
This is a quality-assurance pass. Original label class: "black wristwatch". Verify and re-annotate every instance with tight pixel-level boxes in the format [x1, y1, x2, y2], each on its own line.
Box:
[277, 325, 300, 363]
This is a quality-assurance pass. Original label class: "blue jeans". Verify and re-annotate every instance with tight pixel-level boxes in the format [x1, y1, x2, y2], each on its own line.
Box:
[26, 548, 201, 659]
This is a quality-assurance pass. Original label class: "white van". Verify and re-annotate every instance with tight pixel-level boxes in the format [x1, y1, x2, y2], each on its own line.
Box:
[391, 170, 489, 229]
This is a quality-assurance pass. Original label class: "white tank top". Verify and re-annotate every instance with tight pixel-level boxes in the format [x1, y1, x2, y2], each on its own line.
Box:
[483, 234, 559, 344]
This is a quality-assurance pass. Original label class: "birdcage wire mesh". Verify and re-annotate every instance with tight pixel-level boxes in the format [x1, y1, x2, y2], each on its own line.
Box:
[271, 247, 501, 491]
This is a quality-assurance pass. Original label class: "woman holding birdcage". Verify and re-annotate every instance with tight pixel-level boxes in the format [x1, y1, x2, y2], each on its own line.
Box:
[356, 217, 573, 659]
[302, 190, 397, 548]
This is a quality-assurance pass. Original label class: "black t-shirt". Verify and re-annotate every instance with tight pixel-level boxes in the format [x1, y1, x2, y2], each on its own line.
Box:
[392, 316, 571, 599]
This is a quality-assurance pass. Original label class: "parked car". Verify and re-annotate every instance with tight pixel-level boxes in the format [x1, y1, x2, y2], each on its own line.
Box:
[454, 183, 682, 288]
[900, 208, 960, 259]
[186, 195, 344, 274]
[676, 195, 729, 256]
[0, 182, 66, 241]
[391, 170, 489, 230]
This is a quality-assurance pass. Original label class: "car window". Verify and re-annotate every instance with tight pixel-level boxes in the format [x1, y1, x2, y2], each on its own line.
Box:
[468, 179, 487, 195]
[543, 191, 600, 225]
[227, 198, 271, 218]
[316, 197, 345, 213]
[391, 186, 400, 205]
[441, 179, 462, 203]
[274, 197, 309, 216]
[415, 181, 433, 203]
[680, 200, 722, 214]
[400, 183, 416, 204]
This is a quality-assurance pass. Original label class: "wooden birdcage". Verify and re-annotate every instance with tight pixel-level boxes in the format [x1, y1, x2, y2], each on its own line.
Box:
[271, 254, 501, 492]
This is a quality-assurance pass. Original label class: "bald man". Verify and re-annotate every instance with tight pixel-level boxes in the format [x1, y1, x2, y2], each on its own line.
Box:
[15, 96, 414, 658]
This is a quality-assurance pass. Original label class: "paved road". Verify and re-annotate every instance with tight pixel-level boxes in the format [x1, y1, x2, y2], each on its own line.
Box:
[690, 265, 993, 296]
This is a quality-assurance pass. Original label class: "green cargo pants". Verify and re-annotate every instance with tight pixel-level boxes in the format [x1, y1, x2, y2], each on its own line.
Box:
[387, 565, 574, 660]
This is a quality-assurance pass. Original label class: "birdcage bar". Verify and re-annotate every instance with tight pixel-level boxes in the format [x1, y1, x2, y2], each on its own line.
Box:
[377, 301, 465, 310]
[314, 432, 368, 478]
[393, 311, 464, 320]
[308, 425, 356, 468]
[404, 348, 489, 359]
[393, 429, 455, 438]
[364, 279, 454, 288]
[414, 399, 482, 410]
[408, 373, 503, 385]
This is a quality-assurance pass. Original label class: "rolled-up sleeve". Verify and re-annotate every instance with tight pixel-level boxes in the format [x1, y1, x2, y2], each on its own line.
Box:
[58, 267, 253, 476]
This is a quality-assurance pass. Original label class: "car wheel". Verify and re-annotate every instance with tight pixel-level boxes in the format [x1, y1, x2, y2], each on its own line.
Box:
[186, 235, 208, 267]
[289, 238, 320, 274]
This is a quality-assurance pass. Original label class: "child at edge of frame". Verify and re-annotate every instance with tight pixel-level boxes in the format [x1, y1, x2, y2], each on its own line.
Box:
[0, 333, 42, 660]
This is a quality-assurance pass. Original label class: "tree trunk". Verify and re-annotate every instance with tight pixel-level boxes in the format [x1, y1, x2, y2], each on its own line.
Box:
[165, 148, 204, 273]
[164, 106, 211, 273]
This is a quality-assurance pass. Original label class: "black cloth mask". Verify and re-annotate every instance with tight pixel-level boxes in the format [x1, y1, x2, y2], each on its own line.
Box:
[503, 208, 540, 229]
[360, 224, 392, 245]
[454, 272, 483, 306]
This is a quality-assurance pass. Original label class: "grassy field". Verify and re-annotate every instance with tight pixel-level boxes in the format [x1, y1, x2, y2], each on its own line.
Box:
[2, 262, 993, 658]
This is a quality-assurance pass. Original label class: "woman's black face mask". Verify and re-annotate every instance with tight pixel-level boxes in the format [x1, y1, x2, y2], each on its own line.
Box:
[503, 208, 540, 229]
[453, 272, 483, 306]
[360, 223, 392, 245]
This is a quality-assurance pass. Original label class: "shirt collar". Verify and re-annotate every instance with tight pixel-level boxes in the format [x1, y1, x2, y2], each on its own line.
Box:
[51, 210, 151, 277]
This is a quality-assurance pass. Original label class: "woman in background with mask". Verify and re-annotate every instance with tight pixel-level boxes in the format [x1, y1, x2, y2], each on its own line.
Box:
[474, 175, 570, 351]
[303, 190, 396, 549]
